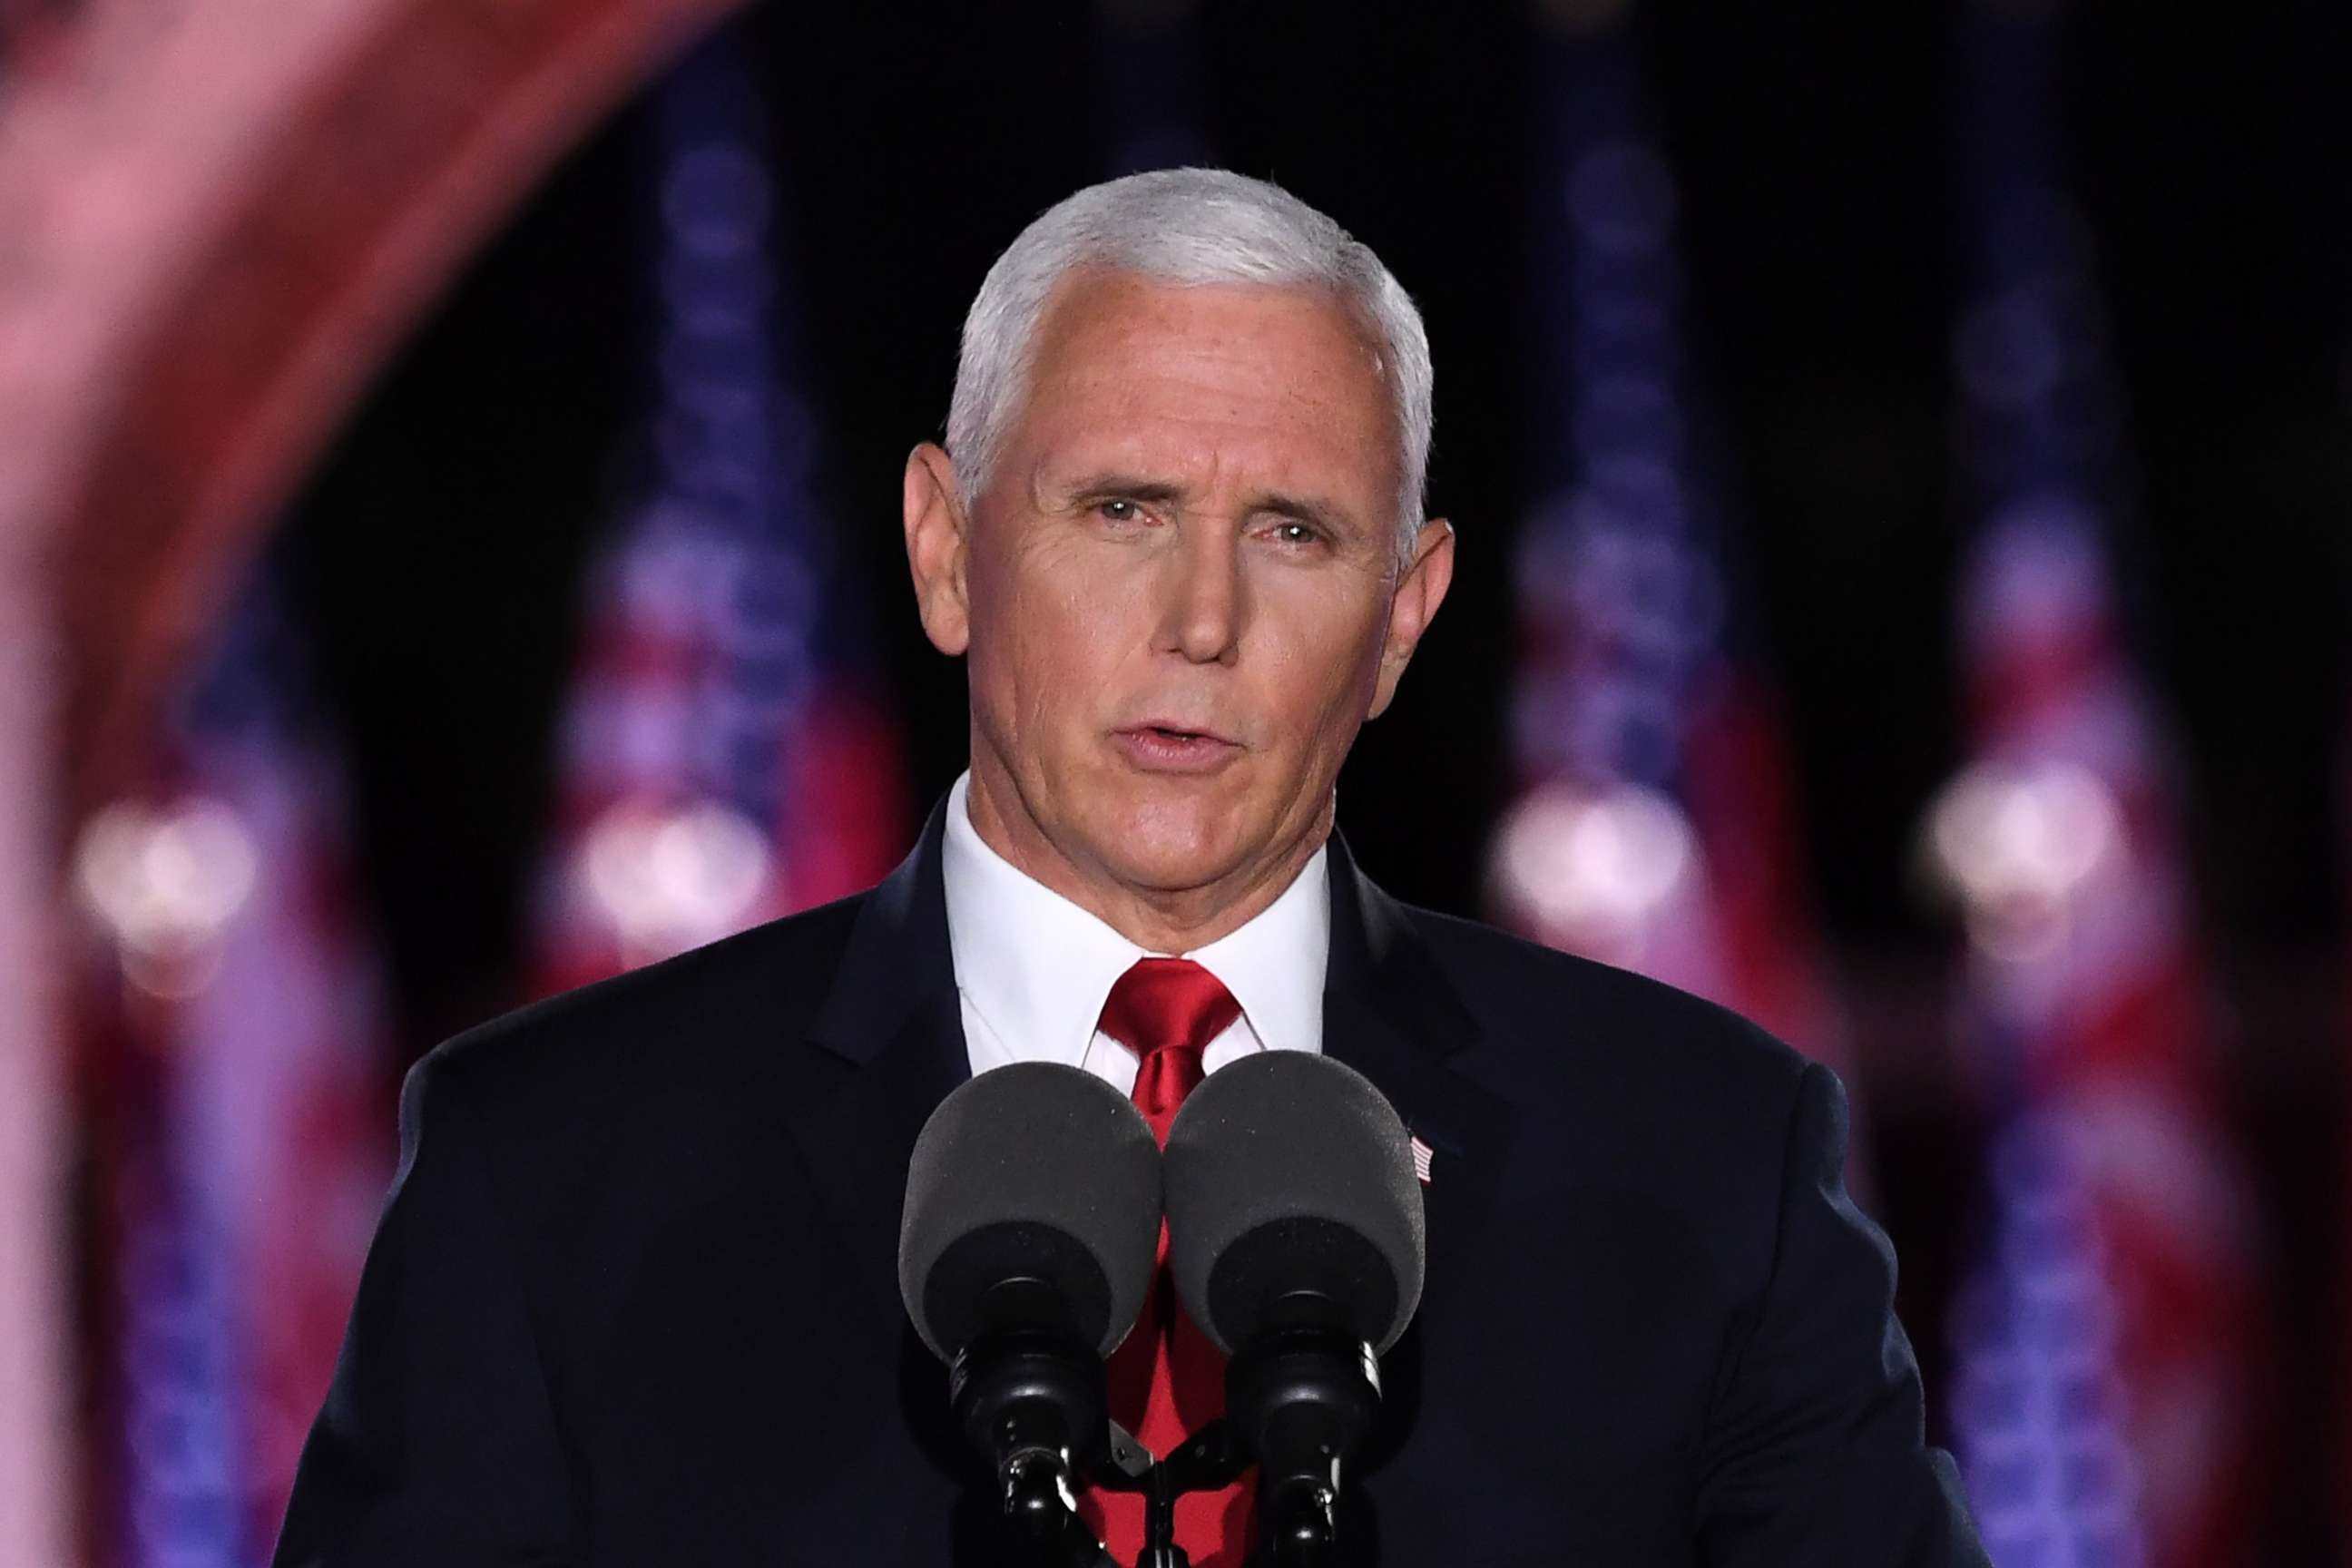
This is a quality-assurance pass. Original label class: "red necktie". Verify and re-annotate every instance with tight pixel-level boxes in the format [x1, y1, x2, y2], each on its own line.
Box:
[1076, 958, 1255, 1567]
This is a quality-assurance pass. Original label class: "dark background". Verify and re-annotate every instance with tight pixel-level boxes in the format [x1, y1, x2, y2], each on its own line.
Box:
[271, 1, 2349, 1552]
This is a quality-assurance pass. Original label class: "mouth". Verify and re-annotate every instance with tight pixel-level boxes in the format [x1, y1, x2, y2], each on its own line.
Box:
[1112, 721, 1242, 773]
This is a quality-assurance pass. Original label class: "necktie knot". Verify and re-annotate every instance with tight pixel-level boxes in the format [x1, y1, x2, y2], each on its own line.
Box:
[1097, 957, 1240, 1142]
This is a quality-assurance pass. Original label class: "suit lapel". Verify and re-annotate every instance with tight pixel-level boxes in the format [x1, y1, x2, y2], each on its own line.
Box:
[1321, 830, 1519, 1319]
[785, 795, 973, 1327]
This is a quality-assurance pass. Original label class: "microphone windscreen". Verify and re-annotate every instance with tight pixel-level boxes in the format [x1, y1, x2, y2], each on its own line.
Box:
[1162, 1052, 1426, 1356]
[898, 1062, 1161, 1360]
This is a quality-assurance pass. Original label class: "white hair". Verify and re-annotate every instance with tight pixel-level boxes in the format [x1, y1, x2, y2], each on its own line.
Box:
[946, 167, 1435, 561]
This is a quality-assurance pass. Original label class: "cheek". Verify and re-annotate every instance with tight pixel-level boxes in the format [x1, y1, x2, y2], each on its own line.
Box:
[967, 544, 1135, 724]
[1251, 583, 1388, 745]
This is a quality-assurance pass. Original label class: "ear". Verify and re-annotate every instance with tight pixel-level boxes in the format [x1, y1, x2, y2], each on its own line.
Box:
[902, 442, 971, 656]
[1367, 518, 1455, 720]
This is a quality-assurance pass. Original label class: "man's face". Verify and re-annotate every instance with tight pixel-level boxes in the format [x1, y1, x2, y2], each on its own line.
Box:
[906, 269, 1452, 927]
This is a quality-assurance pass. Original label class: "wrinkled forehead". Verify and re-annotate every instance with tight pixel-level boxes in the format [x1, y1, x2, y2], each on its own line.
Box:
[999, 270, 1403, 511]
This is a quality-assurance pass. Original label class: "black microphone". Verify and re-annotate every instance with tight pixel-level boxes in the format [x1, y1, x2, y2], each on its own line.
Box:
[1162, 1052, 1426, 1563]
[899, 1062, 1162, 1560]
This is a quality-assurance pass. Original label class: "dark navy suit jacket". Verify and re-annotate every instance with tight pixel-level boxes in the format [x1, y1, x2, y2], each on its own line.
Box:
[274, 794, 1988, 1565]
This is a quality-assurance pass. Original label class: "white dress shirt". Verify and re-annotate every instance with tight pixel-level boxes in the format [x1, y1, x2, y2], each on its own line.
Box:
[941, 769, 1328, 1096]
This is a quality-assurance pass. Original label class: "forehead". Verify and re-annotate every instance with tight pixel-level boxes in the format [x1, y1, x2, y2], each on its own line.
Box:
[1007, 270, 1399, 505]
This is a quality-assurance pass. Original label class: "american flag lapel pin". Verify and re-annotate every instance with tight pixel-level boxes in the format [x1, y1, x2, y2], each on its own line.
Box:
[1409, 1132, 1435, 1187]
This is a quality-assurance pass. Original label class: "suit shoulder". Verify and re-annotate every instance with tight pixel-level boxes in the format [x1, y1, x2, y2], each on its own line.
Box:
[1394, 899, 1813, 1103]
[1389, 900, 1829, 1257]
[416, 887, 871, 1120]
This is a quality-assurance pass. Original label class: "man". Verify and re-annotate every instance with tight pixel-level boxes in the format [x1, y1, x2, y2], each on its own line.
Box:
[275, 168, 1987, 1565]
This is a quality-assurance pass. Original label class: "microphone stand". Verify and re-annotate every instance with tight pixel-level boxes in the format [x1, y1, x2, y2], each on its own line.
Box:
[1097, 1376, 1372, 1568]
[955, 1291, 1378, 1568]
[1121, 1418, 1249, 1568]
[987, 1413, 1252, 1568]
[949, 1280, 1125, 1568]
[1221, 1318, 1380, 1568]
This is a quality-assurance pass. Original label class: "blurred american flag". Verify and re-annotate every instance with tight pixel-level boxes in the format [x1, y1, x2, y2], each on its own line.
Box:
[1932, 8, 2267, 1558]
[530, 35, 906, 997]
[71, 579, 392, 1568]
[1492, 10, 1846, 1084]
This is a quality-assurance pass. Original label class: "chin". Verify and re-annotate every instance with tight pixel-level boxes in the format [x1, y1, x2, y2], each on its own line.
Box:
[1088, 804, 1247, 894]
[1097, 838, 1236, 897]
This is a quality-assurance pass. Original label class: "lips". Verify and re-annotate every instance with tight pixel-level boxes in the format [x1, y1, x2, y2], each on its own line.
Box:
[1122, 719, 1235, 746]
[1112, 720, 1241, 773]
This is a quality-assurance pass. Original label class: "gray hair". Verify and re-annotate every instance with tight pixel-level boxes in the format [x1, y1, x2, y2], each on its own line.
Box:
[946, 167, 1434, 561]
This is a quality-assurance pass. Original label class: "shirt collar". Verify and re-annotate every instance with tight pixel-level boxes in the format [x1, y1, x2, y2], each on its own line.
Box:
[941, 769, 1329, 1063]
[1188, 838, 1328, 1058]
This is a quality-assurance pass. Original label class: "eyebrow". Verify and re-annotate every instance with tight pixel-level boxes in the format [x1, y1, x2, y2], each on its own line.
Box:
[1255, 490, 1352, 535]
[1054, 472, 1188, 508]
[1051, 470, 1359, 536]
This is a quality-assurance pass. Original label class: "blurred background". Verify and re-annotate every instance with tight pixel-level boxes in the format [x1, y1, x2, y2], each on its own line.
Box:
[1, 0, 2345, 1563]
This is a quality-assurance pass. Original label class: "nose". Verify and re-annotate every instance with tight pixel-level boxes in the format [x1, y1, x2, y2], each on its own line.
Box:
[1156, 523, 1242, 665]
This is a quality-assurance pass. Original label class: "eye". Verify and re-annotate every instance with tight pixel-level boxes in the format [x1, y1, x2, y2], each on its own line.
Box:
[1269, 520, 1324, 547]
[1093, 498, 1145, 524]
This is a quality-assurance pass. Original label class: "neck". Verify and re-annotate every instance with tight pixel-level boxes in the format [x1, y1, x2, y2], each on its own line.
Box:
[962, 755, 1329, 954]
